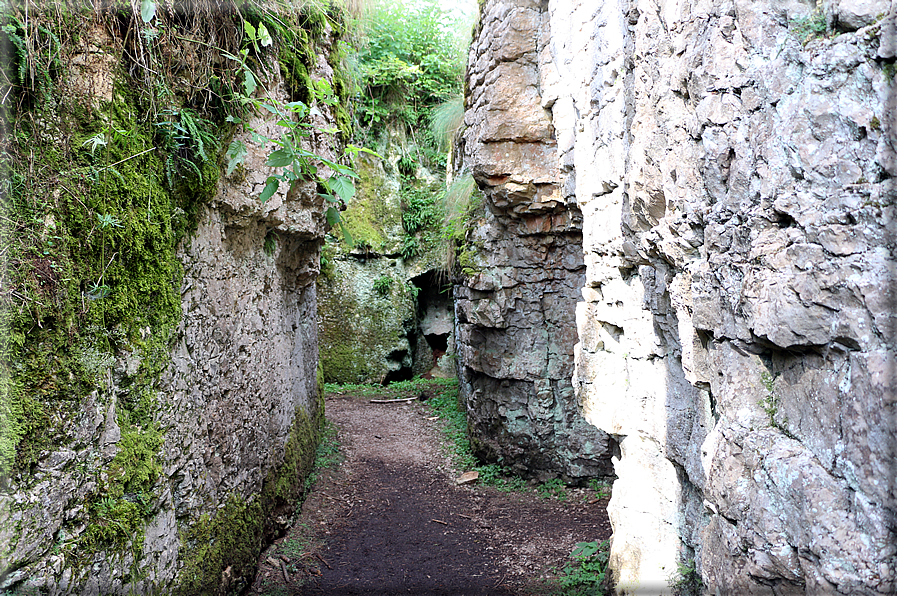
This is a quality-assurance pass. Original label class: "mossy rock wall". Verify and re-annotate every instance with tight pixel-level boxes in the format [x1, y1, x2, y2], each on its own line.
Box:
[0, 6, 338, 593]
[317, 126, 453, 384]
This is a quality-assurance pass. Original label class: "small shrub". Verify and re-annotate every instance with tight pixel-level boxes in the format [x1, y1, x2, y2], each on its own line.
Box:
[588, 478, 612, 500]
[373, 274, 393, 296]
[791, 9, 827, 43]
[669, 559, 703, 596]
[538, 478, 568, 501]
[555, 540, 610, 595]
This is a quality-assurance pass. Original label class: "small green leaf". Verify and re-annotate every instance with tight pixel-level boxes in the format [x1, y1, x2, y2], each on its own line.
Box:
[243, 68, 256, 96]
[327, 175, 355, 202]
[259, 177, 280, 204]
[140, 0, 156, 23]
[338, 221, 354, 247]
[258, 22, 273, 47]
[324, 206, 341, 227]
[345, 144, 384, 160]
[225, 140, 247, 176]
[225, 115, 242, 123]
[266, 149, 294, 168]
[285, 102, 309, 115]
[243, 20, 257, 41]
[259, 103, 279, 114]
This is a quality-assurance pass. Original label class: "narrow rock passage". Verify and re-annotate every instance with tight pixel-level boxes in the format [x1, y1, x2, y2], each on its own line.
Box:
[249, 382, 612, 595]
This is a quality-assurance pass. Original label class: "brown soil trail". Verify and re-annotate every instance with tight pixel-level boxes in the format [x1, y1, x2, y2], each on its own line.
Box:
[249, 382, 612, 595]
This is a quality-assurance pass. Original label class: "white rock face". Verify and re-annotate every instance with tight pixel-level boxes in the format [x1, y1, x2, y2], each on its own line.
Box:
[465, 0, 897, 592]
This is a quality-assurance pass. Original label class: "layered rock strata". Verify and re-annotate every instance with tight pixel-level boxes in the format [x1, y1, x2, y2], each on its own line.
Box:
[465, 0, 896, 592]
[455, 0, 613, 482]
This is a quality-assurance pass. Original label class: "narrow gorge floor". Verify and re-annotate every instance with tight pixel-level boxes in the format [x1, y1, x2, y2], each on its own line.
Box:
[248, 382, 612, 595]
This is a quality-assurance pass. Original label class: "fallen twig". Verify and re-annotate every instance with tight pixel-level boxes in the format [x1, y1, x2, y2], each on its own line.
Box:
[369, 396, 419, 404]
[431, 519, 449, 526]
[279, 559, 290, 582]
[315, 552, 332, 569]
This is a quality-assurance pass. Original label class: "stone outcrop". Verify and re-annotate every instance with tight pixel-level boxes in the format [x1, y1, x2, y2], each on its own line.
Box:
[0, 19, 334, 594]
[455, 0, 614, 483]
[465, 0, 896, 592]
[317, 130, 455, 385]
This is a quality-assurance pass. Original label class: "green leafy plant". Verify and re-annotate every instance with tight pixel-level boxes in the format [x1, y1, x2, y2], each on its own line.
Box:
[220, 29, 381, 244]
[758, 371, 779, 424]
[155, 107, 219, 184]
[791, 9, 828, 43]
[669, 559, 703, 596]
[588, 478, 612, 500]
[539, 478, 568, 501]
[373, 274, 393, 296]
[554, 540, 610, 595]
[400, 235, 419, 260]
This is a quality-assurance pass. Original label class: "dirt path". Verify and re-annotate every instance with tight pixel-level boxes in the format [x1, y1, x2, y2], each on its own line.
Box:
[249, 382, 612, 595]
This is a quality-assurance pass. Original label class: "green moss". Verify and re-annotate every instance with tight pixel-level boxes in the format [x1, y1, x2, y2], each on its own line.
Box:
[457, 247, 482, 276]
[1, 39, 218, 570]
[317, 263, 415, 384]
[279, 32, 315, 106]
[340, 155, 401, 251]
[175, 403, 322, 595]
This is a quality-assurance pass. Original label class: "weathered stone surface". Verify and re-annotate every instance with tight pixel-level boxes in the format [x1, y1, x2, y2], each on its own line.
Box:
[467, 0, 896, 592]
[455, 0, 613, 483]
[316, 128, 454, 384]
[0, 40, 332, 594]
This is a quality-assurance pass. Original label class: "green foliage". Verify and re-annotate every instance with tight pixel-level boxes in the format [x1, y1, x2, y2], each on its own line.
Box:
[401, 184, 440, 233]
[758, 371, 779, 424]
[373, 274, 393, 296]
[429, 94, 464, 151]
[791, 9, 828, 43]
[155, 108, 219, 185]
[553, 540, 611, 595]
[357, 0, 469, 141]
[400, 235, 420, 259]
[539, 478, 569, 501]
[669, 559, 703, 596]
[0, 11, 61, 102]
[588, 478, 612, 500]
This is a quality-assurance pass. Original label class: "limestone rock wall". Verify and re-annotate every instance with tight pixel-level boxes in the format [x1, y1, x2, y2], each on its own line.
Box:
[0, 25, 333, 594]
[455, 0, 613, 482]
[466, 0, 896, 592]
[316, 132, 455, 385]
